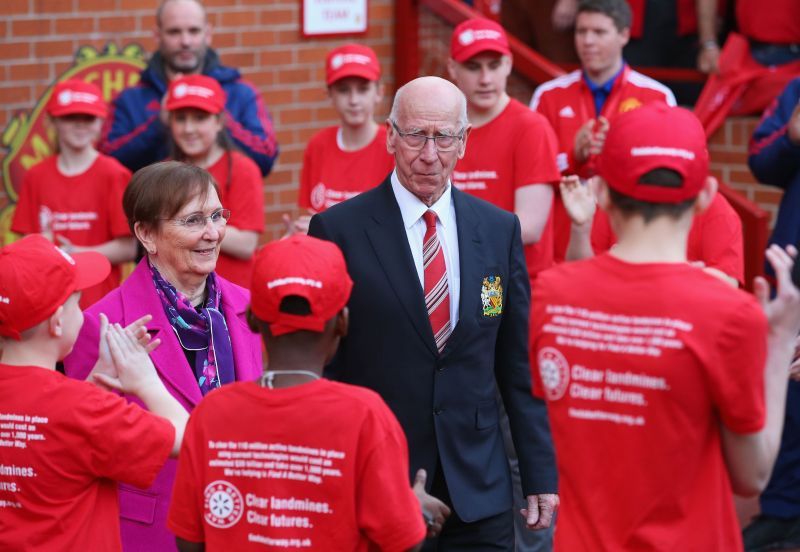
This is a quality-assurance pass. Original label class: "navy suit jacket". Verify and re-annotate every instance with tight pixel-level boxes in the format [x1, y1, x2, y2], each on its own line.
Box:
[308, 177, 557, 522]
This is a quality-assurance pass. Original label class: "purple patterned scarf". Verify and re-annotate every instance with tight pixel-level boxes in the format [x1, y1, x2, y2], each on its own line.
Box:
[149, 261, 235, 396]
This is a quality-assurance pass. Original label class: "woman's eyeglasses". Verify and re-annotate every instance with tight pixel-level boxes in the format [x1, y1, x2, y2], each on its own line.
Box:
[165, 208, 231, 230]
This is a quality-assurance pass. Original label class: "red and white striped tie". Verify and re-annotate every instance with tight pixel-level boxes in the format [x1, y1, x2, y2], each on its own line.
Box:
[422, 210, 451, 353]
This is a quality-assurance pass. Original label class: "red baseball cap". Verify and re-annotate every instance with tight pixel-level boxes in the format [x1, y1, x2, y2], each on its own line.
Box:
[596, 102, 709, 203]
[0, 234, 111, 340]
[165, 74, 226, 114]
[46, 79, 107, 118]
[249, 235, 353, 337]
[450, 18, 511, 62]
[325, 44, 381, 86]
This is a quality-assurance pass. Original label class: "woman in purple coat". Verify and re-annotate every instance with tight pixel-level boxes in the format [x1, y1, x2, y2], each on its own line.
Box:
[65, 161, 262, 551]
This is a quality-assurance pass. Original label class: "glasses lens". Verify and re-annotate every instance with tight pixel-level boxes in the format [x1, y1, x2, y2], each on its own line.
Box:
[210, 209, 230, 224]
[404, 133, 427, 149]
[435, 136, 456, 150]
[184, 214, 205, 228]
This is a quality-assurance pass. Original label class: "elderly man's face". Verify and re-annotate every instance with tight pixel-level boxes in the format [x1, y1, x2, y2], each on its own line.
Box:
[156, 0, 211, 76]
[387, 89, 469, 207]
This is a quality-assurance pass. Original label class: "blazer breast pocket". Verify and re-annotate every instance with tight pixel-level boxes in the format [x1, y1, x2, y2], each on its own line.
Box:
[477, 269, 505, 325]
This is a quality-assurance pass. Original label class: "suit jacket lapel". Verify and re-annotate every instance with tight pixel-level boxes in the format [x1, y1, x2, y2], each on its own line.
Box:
[445, 187, 483, 355]
[122, 261, 203, 407]
[365, 179, 439, 355]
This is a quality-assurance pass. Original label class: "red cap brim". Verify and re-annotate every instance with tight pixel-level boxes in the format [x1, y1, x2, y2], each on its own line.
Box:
[71, 251, 111, 291]
[326, 65, 380, 86]
[166, 97, 224, 114]
[47, 103, 108, 118]
[452, 42, 510, 63]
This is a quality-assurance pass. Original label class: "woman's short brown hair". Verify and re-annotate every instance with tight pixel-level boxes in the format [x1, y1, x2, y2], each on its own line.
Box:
[122, 161, 220, 233]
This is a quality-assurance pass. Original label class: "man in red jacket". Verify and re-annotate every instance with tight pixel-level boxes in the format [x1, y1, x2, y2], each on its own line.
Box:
[530, 0, 675, 264]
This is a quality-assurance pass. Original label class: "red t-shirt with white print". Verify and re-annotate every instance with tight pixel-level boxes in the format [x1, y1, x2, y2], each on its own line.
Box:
[0, 364, 173, 551]
[11, 154, 131, 309]
[530, 254, 766, 551]
[299, 125, 394, 212]
[452, 98, 561, 279]
[168, 379, 425, 551]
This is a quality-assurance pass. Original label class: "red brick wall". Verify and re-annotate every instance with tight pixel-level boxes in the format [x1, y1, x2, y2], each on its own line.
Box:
[0, 0, 395, 242]
[708, 117, 782, 227]
[0, 0, 783, 245]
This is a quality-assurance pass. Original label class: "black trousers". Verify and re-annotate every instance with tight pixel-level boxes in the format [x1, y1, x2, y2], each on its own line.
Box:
[421, 459, 514, 552]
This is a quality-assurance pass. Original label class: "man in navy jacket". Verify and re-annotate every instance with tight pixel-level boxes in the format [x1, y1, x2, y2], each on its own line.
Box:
[309, 76, 558, 550]
[745, 77, 800, 551]
[101, 0, 278, 176]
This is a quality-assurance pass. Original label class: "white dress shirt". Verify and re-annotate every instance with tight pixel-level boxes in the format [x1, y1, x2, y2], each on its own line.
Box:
[391, 170, 460, 326]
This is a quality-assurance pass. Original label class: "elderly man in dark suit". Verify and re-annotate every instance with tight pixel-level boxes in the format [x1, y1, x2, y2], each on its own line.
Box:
[308, 76, 558, 550]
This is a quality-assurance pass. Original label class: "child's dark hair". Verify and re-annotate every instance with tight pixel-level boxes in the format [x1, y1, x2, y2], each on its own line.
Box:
[577, 0, 632, 31]
[607, 169, 696, 222]
[279, 296, 312, 316]
[247, 295, 316, 339]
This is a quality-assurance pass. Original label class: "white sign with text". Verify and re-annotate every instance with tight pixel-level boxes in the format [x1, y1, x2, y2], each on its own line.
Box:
[303, 0, 367, 36]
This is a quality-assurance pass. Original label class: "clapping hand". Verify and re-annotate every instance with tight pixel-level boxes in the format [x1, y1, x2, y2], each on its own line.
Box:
[754, 245, 800, 341]
[574, 117, 609, 163]
[560, 175, 596, 226]
[89, 314, 161, 392]
[282, 211, 313, 237]
[92, 322, 162, 396]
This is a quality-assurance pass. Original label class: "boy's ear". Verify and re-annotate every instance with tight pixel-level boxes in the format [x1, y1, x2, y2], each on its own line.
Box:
[334, 306, 349, 338]
[694, 176, 718, 214]
[48, 305, 65, 338]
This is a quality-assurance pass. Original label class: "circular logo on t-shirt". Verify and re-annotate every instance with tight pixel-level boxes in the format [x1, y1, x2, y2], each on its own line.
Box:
[203, 480, 244, 529]
[538, 347, 569, 401]
[310, 182, 327, 212]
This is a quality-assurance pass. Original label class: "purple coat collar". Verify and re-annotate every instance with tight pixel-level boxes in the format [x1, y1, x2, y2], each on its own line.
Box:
[121, 259, 260, 407]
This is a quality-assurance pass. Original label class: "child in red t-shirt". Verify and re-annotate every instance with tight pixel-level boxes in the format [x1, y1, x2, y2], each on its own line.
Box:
[0, 234, 188, 551]
[530, 103, 800, 550]
[286, 44, 394, 235]
[168, 235, 444, 551]
[11, 79, 136, 310]
[165, 74, 265, 288]
[447, 19, 561, 281]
